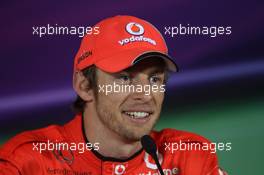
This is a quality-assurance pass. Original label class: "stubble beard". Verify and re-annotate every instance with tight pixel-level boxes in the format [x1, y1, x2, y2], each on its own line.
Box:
[95, 100, 160, 142]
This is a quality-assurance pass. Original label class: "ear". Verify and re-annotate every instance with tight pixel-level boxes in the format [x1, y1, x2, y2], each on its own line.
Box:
[73, 71, 94, 102]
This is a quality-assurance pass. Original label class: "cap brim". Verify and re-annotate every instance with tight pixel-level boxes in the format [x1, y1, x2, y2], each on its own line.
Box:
[95, 49, 178, 73]
[132, 52, 178, 72]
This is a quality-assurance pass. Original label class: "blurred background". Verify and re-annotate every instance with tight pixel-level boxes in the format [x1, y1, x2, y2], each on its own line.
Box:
[0, 0, 263, 174]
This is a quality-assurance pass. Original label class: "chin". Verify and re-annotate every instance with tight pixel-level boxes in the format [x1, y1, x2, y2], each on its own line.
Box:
[121, 127, 152, 141]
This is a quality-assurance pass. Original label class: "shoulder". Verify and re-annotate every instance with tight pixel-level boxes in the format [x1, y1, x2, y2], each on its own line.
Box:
[0, 123, 65, 161]
[0, 123, 68, 174]
[151, 129, 223, 174]
[151, 128, 216, 160]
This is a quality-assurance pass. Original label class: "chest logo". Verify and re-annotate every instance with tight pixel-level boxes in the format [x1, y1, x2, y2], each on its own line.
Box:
[114, 164, 126, 175]
[144, 151, 163, 170]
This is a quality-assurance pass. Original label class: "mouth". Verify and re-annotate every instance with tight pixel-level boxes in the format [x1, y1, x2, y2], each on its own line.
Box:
[122, 111, 153, 123]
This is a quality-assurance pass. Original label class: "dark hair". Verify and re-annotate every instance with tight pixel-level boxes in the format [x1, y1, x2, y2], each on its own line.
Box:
[72, 65, 97, 114]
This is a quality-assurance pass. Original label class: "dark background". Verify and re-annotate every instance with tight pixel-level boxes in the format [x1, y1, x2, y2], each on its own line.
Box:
[0, 0, 264, 174]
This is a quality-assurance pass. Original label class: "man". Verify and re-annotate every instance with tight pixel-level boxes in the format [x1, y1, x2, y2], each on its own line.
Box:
[0, 15, 227, 175]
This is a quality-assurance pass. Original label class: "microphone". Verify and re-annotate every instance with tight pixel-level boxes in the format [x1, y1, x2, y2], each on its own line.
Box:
[141, 135, 164, 175]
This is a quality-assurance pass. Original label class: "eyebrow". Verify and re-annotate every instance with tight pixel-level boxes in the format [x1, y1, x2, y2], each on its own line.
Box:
[115, 68, 165, 77]
[148, 68, 166, 75]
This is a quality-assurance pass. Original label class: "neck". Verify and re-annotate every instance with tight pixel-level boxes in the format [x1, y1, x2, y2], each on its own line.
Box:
[83, 103, 142, 159]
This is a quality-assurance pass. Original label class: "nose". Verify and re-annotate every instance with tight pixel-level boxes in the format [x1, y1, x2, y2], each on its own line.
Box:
[130, 77, 152, 102]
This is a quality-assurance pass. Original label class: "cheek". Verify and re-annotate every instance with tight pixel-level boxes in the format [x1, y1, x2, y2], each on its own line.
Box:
[153, 92, 165, 108]
[97, 91, 129, 110]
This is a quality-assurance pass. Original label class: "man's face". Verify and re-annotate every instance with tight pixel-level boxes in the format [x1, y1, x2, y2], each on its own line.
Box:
[95, 59, 167, 141]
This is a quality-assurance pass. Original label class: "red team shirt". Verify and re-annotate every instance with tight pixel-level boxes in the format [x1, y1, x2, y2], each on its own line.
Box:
[0, 114, 227, 175]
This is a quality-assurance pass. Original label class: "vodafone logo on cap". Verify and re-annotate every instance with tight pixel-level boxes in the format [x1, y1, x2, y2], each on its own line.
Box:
[126, 22, 144, 35]
[118, 22, 156, 46]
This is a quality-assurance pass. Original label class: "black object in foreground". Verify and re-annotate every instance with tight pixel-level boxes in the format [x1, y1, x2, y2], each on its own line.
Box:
[141, 135, 164, 175]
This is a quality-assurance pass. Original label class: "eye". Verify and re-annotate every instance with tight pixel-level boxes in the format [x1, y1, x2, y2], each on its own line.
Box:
[150, 75, 162, 84]
[118, 74, 131, 83]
